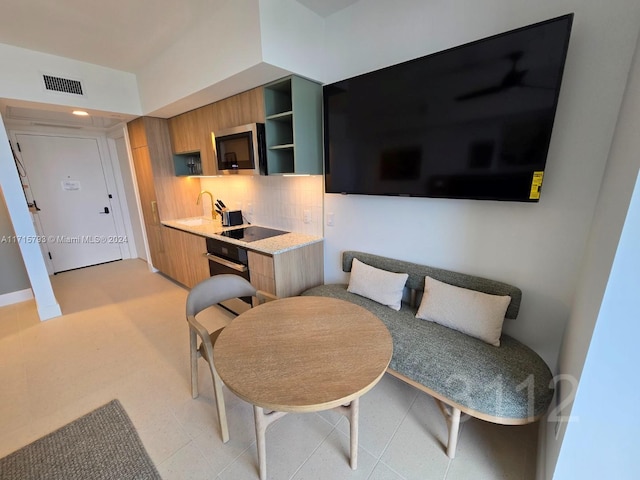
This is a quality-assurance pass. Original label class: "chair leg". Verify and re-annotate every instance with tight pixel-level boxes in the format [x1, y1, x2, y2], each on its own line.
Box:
[208, 363, 229, 443]
[189, 329, 199, 399]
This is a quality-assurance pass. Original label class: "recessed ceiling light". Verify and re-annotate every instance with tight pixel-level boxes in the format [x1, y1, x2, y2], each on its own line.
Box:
[72, 110, 89, 116]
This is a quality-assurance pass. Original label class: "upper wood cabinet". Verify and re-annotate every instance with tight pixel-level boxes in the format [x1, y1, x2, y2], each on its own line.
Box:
[264, 76, 322, 175]
[168, 110, 200, 154]
[167, 87, 265, 176]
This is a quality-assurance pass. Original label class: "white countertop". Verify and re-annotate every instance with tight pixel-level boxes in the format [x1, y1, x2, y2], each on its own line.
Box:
[161, 217, 323, 255]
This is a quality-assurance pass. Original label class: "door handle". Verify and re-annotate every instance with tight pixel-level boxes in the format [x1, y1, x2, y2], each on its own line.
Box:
[99, 207, 110, 214]
[151, 201, 159, 224]
[203, 253, 248, 272]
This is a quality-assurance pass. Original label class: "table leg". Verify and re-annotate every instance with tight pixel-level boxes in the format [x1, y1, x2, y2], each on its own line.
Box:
[253, 406, 287, 480]
[349, 398, 359, 469]
[254, 406, 268, 480]
[333, 398, 360, 470]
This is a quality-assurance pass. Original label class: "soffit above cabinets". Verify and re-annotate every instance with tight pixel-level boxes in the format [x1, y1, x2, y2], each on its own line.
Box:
[0, 0, 360, 73]
[295, 0, 360, 17]
[0, 103, 133, 130]
[0, 0, 215, 72]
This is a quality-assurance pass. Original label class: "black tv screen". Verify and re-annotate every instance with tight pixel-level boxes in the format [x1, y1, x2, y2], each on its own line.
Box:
[324, 14, 573, 202]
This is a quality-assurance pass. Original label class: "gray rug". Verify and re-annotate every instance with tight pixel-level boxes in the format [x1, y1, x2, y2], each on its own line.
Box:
[0, 399, 162, 480]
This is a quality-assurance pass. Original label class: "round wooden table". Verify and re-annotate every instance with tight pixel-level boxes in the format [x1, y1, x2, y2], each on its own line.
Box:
[213, 296, 393, 480]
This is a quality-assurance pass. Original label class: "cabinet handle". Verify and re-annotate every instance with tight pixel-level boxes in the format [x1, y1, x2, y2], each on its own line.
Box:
[203, 253, 248, 273]
[151, 200, 159, 224]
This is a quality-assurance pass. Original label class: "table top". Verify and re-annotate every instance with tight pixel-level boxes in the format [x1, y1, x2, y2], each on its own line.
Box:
[213, 296, 393, 413]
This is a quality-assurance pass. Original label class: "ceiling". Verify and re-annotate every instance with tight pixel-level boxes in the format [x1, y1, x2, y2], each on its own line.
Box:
[0, 0, 358, 128]
[0, 0, 358, 72]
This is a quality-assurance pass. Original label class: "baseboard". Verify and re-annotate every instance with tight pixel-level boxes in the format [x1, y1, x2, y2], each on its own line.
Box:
[0, 288, 34, 307]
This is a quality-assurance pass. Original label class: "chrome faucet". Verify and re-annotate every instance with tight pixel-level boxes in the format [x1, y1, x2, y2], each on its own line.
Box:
[196, 190, 217, 219]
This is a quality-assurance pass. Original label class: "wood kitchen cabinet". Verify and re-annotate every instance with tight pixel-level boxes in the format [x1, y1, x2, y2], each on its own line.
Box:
[248, 242, 323, 299]
[168, 110, 204, 176]
[127, 117, 203, 283]
[161, 226, 210, 288]
[167, 87, 266, 176]
[168, 110, 200, 154]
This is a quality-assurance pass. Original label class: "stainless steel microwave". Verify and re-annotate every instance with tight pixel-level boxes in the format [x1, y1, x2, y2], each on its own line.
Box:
[214, 123, 267, 175]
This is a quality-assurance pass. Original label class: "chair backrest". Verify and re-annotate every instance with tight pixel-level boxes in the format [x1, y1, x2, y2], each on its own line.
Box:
[186, 274, 257, 317]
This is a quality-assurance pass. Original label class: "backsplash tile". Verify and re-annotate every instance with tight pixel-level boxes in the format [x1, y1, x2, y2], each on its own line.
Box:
[199, 176, 323, 236]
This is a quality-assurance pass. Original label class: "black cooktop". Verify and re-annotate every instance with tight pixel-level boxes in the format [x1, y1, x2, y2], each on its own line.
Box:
[220, 226, 288, 242]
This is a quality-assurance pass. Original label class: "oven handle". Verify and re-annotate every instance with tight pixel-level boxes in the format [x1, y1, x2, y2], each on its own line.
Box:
[203, 253, 248, 273]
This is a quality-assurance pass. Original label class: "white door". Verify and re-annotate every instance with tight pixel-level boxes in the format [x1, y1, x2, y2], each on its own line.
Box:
[16, 134, 122, 273]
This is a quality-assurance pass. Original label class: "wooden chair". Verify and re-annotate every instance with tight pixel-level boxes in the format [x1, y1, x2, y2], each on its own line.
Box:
[186, 274, 276, 443]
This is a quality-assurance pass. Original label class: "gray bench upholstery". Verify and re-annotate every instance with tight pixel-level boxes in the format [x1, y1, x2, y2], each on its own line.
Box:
[302, 251, 554, 458]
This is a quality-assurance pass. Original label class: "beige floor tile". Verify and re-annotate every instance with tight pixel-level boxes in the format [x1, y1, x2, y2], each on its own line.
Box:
[0, 259, 538, 480]
[446, 420, 537, 480]
[369, 461, 408, 480]
[291, 428, 378, 480]
[157, 441, 217, 480]
[380, 392, 451, 480]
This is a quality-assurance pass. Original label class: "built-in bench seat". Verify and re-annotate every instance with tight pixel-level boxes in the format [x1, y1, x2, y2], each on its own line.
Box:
[302, 251, 554, 458]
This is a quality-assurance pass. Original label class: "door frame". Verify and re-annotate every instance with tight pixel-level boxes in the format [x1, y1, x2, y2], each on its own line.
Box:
[8, 125, 135, 273]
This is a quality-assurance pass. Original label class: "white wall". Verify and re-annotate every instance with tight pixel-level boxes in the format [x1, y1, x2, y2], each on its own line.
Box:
[108, 130, 146, 261]
[542, 29, 640, 480]
[0, 43, 141, 115]
[258, 0, 325, 83]
[0, 114, 60, 319]
[0, 190, 30, 295]
[136, 0, 265, 115]
[551, 167, 640, 479]
[320, 0, 640, 371]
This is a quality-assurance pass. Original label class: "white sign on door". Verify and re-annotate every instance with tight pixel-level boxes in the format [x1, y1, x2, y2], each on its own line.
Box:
[61, 180, 81, 191]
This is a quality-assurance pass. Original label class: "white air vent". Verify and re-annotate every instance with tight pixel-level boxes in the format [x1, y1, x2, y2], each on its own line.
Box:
[42, 74, 84, 95]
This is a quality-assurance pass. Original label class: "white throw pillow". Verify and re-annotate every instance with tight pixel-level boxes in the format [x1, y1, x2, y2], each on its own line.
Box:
[347, 258, 408, 311]
[416, 276, 511, 346]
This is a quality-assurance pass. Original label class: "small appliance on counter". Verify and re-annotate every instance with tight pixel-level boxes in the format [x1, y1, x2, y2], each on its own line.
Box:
[222, 210, 243, 227]
[215, 199, 243, 227]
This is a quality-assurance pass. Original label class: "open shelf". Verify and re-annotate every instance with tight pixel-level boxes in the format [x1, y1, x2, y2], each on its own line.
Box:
[173, 152, 202, 176]
[263, 75, 322, 175]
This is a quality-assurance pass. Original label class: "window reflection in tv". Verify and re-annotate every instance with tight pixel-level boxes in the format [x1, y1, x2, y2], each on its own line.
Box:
[324, 14, 573, 202]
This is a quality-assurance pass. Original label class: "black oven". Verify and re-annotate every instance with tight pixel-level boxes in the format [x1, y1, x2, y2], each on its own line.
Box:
[205, 238, 251, 310]
[204, 227, 288, 313]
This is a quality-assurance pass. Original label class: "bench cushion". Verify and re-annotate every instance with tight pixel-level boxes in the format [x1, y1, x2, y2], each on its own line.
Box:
[302, 284, 554, 421]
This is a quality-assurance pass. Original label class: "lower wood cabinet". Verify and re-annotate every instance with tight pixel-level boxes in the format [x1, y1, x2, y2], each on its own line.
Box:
[248, 242, 323, 298]
[157, 225, 323, 296]
[161, 226, 210, 288]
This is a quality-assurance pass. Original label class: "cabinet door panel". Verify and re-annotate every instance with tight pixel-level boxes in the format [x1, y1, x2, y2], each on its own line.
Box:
[161, 227, 209, 288]
[273, 242, 323, 297]
[130, 147, 157, 226]
[248, 251, 276, 295]
[127, 118, 148, 149]
[168, 111, 200, 154]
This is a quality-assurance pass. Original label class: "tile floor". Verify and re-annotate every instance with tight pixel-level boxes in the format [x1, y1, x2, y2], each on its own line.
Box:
[0, 259, 538, 479]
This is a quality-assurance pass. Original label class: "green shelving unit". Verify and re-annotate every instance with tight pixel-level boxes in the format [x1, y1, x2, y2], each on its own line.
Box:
[264, 75, 322, 175]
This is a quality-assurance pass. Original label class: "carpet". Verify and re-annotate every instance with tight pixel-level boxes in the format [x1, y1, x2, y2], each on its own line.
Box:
[0, 399, 162, 480]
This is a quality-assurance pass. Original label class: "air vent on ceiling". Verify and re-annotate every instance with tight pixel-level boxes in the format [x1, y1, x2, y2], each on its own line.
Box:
[42, 74, 84, 95]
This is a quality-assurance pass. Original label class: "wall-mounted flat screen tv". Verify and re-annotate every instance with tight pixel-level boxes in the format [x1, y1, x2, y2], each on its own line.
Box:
[324, 14, 573, 202]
